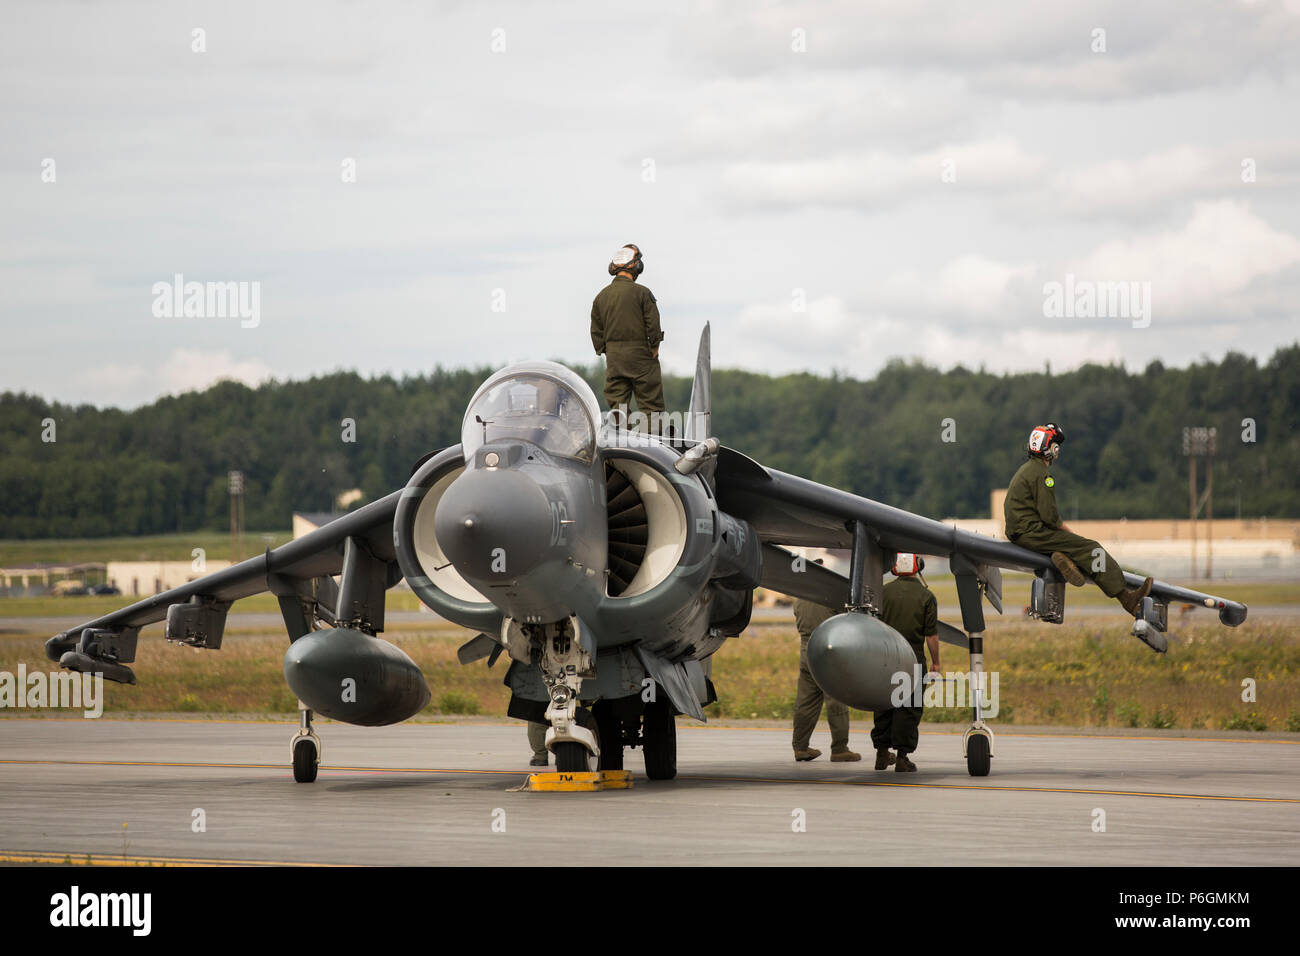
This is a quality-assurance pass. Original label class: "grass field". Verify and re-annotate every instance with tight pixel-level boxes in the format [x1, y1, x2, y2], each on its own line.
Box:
[2, 616, 1296, 732]
[0, 573, 1289, 621]
[0, 531, 293, 567]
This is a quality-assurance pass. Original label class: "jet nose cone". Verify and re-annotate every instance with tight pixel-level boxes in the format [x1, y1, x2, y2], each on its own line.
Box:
[434, 467, 554, 580]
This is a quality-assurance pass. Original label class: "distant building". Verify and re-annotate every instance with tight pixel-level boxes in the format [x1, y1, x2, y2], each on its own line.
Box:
[0, 562, 106, 597]
[105, 560, 234, 597]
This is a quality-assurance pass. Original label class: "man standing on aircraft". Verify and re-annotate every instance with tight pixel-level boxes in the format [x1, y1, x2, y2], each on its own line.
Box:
[1003, 423, 1153, 614]
[875, 554, 939, 772]
[792, 595, 862, 763]
[590, 243, 664, 426]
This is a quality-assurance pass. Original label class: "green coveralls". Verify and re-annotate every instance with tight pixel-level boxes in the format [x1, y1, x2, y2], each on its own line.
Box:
[873, 577, 936, 755]
[1003, 457, 1126, 597]
[590, 275, 665, 416]
[527, 721, 548, 762]
[791, 599, 851, 754]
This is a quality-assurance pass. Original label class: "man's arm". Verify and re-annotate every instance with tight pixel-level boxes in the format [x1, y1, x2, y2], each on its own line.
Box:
[642, 288, 662, 355]
[1036, 470, 1062, 529]
[924, 595, 939, 673]
[590, 299, 605, 354]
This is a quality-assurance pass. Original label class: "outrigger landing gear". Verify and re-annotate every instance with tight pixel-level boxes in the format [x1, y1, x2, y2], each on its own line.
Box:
[952, 556, 995, 777]
[291, 702, 322, 783]
[962, 631, 994, 777]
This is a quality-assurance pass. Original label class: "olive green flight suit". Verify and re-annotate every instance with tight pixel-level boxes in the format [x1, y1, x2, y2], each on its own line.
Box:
[1003, 457, 1126, 597]
[590, 276, 664, 416]
[873, 577, 936, 755]
[527, 721, 548, 762]
[791, 599, 851, 754]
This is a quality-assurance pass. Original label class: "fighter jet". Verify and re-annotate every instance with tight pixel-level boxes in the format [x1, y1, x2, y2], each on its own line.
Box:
[45, 325, 1248, 781]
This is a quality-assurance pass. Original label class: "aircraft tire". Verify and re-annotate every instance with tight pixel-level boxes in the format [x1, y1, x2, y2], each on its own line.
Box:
[966, 734, 991, 777]
[594, 703, 624, 772]
[292, 737, 318, 783]
[555, 741, 590, 773]
[642, 699, 677, 780]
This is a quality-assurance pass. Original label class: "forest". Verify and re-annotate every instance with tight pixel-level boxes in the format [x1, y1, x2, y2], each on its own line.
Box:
[1, 346, 1296, 538]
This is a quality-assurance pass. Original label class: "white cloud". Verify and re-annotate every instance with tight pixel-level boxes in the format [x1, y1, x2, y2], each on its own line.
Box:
[82, 349, 274, 407]
[678, 0, 1300, 99]
[1050, 143, 1300, 217]
[1068, 200, 1300, 318]
[721, 138, 1044, 210]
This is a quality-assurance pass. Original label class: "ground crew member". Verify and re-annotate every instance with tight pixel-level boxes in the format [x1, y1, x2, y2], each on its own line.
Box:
[527, 722, 548, 767]
[874, 553, 940, 772]
[1003, 423, 1153, 614]
[792, 596, 861, 763]
[590, 243, 664, 424]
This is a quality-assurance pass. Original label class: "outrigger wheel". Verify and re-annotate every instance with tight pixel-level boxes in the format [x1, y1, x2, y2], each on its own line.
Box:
[964, 727, 992, 777]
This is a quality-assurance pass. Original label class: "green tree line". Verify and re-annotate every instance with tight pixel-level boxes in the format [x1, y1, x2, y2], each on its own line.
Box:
[1, 347, 1296, 539]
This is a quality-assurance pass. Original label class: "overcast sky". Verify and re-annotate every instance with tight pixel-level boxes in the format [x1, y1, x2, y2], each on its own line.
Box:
[3, 0, 1299, 408]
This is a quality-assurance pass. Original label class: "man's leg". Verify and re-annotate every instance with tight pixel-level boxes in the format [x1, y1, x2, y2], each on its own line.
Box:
[793, 639, 825, 759]
[633, 363, 666, 417]
[893, 704, 923, 771]
[527, 721, 548, 766]
[827, 698, 850, 752]
[604, 374, 633, 421]
[871, 709, 894, 751]
[828, 698, 860, 761]
[1017, 527, 1127, 598]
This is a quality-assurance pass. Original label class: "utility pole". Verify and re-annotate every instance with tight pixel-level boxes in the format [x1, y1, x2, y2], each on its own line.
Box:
[1182, 427, 1216, 579]
[229, 470, 245, 565]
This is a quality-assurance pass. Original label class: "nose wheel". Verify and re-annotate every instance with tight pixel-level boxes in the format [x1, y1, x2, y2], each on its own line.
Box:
[291, 704, 322, 783]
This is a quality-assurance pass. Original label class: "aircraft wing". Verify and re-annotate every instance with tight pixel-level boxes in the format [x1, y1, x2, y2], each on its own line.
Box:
[714, 447, 1248, 628]
[44, 490, 405, 678]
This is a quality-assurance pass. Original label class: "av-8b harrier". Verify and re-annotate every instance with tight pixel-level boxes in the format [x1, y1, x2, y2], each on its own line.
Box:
[46, 326, 1247, 781]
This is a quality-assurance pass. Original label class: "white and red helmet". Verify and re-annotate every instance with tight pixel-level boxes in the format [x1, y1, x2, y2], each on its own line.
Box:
[608, 243, 644, 277]
[1027, 422, 1065, 462]
[892, 553, 925, 576]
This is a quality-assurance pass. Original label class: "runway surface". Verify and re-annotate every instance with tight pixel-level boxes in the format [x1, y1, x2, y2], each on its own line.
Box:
[1, 718, 1296, 866]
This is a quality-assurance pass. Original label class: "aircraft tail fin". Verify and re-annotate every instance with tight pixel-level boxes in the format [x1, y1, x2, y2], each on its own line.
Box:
[685, 322, 711, 441]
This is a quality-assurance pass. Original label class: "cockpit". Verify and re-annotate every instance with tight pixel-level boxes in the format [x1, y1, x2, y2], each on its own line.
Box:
[461, 361, 601, 464]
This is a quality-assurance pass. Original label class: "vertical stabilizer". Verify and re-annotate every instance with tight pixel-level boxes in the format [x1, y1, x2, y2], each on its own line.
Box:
[685, 323, 712, 441]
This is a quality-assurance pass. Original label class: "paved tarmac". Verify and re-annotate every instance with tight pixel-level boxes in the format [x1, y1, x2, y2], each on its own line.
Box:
[1, 718, 1296, 866]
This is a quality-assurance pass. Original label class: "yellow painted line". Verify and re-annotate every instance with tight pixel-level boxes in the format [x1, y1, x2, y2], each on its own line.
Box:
[0, 849, 347, 867]
[677, 774, 1300, 804]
